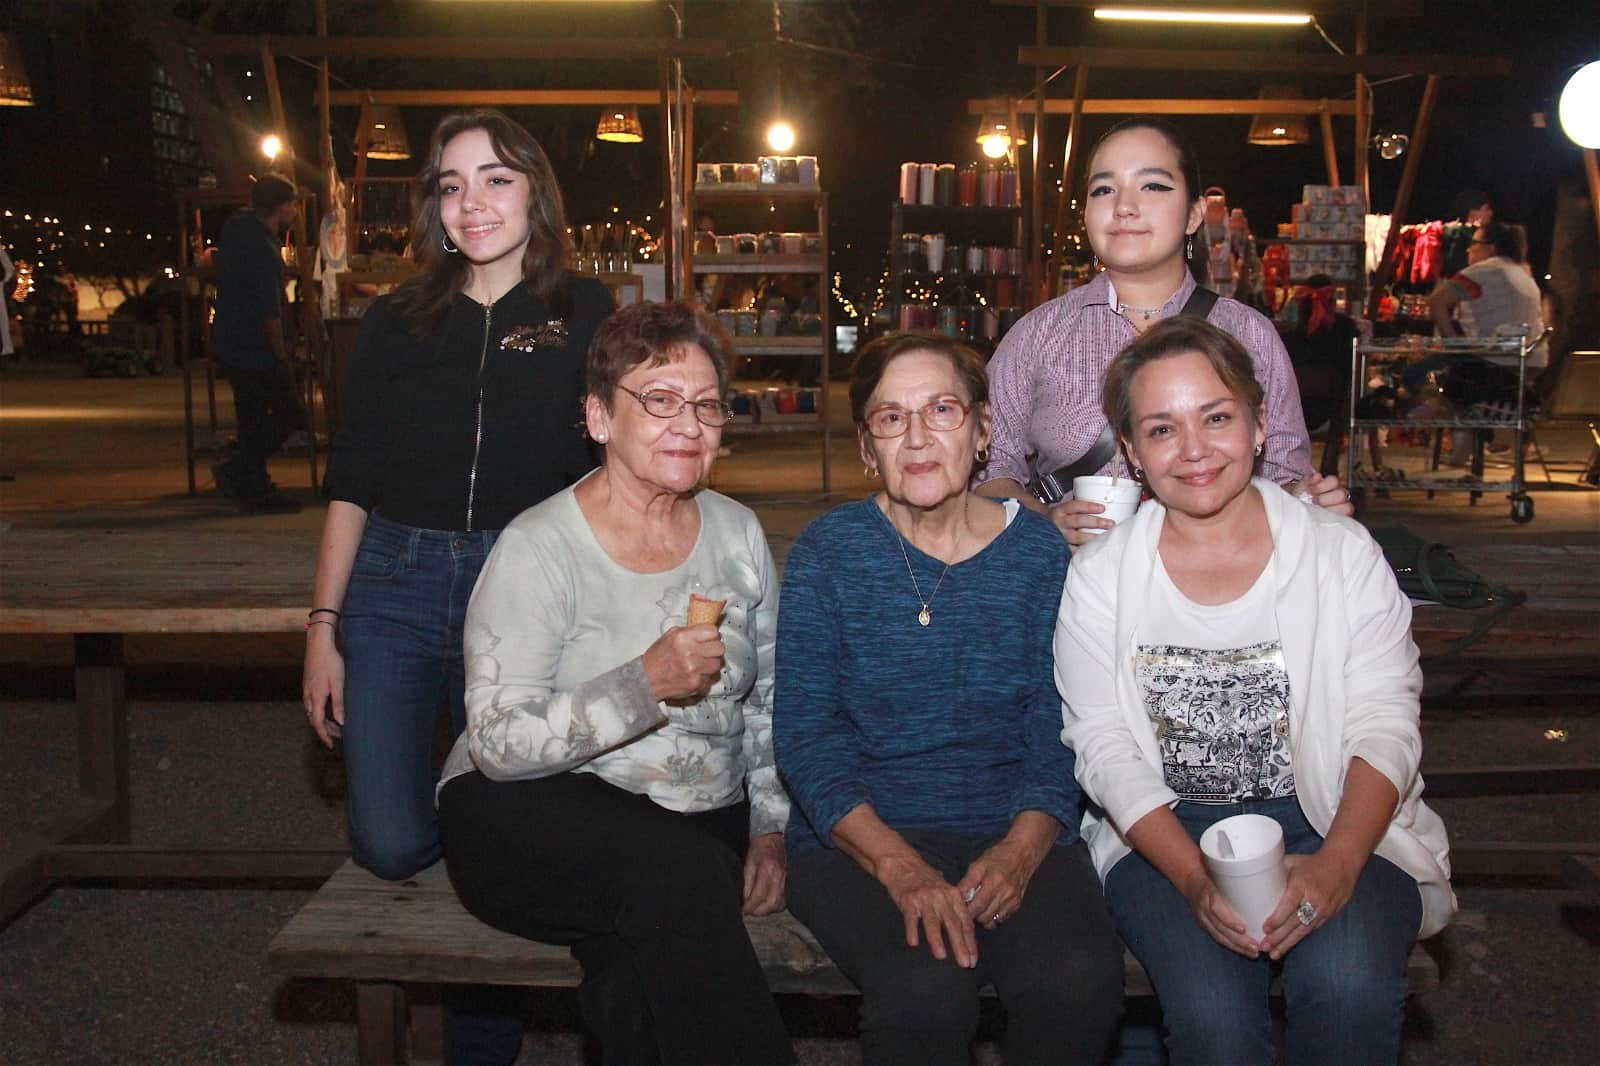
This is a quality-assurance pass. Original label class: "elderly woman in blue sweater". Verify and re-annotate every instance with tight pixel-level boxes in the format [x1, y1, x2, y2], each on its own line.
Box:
[775, 332, 1124, 1066]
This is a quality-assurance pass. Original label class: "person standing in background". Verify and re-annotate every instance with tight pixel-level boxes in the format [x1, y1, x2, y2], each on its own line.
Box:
[0, 236, 16, 358]
[210, 172, 306, 513]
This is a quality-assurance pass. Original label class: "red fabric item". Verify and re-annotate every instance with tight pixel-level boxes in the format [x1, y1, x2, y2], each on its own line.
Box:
[1296, 283, 1338, 336]
[1262, 244, 1291, 311]
[1446, 272, 1483, 300]
[1391, 226, 1417, 286]
[1410, 220, 1444, 286]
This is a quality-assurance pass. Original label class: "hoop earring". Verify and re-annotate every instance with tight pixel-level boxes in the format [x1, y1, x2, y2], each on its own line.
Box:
[1132, 467, 1145, 482]
[864, 464, 878, 479]
[1185, 234, 1194, 262]
[975, 447, 990, 464]
[442, 233, 459, 254]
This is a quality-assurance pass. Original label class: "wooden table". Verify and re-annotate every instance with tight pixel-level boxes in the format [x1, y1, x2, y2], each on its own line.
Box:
[0, 529, 346, 926]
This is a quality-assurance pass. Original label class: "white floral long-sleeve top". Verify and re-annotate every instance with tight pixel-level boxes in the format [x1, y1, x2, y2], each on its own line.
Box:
[436, 480, 790, 838]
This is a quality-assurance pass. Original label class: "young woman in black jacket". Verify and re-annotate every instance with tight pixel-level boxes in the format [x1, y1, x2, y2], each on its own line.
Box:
[302, 110, 612, 879]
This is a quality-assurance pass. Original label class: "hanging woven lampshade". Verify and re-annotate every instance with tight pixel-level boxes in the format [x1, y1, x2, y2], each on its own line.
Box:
[0, 33, 35, 107]
[596, 104, 644, 144]
[364, 104, 411, 161]
[1247, 86, 1310, 146]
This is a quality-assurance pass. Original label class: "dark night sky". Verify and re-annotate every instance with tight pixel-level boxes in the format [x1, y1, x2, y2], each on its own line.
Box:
[3, 0, 1596, 300]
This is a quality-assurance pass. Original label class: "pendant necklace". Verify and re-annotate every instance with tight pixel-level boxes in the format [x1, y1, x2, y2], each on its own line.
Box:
[1117, 302, 1164, 322]
[892, 511, 962, 627]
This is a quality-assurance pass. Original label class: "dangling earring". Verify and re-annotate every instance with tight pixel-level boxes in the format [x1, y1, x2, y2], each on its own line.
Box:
[1185, 234, 1194, 262]
[1091, 254, 1100, 271]
[1253, 444, 1263, 457]
[975, 447, 990, 464]
[442, 233, 459, 254]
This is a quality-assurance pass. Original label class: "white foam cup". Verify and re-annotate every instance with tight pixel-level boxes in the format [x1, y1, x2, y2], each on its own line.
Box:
[1071, 475, 1143, 533]
[1199, 813, 1287, 940]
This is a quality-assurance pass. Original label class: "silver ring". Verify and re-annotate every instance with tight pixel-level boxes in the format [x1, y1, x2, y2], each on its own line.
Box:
[1295, 900, 1318, 926]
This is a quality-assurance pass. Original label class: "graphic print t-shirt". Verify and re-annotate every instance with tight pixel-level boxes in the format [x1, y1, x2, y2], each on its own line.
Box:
[1134, 552, 1295, 804]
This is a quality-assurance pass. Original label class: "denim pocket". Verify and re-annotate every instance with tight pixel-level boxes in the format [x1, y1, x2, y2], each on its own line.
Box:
[351, 547, 400, 581]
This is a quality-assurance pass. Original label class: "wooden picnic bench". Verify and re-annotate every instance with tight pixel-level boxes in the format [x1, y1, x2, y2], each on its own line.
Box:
[268, 859, 1440, 1066]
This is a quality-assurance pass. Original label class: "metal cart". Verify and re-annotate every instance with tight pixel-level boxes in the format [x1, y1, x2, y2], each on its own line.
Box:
[1346, 332, 1542, 523]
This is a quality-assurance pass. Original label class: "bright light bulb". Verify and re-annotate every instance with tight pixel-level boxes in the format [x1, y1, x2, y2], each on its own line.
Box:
[766, 121, 796, 153]
[1558, 61, 1600, 149]
[260, 134, 283, 160]
[980, 134, 1010, 159]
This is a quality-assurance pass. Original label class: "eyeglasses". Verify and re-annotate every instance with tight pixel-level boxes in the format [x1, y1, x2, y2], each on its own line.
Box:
[1470, 238, 1494, 246]
[863, 398, 971, 439]
[619, 387, 734, 427]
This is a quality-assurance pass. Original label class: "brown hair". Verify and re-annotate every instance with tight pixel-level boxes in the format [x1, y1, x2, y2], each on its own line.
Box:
[250, 173, 297, 213]
[848, 331, 989, 425]
[587, 300, 732, 410]
[390, 109, 572, 335]
[1102, 317, 1264, 443]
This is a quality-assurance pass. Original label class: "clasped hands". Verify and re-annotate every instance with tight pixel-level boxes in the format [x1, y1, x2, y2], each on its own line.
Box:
[1181, 847, 1362, 960]
[878, 836, 1042, 969]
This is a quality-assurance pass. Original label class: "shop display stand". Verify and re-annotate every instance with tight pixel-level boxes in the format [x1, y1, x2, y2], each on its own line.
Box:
[1346, 333, 1536, 522]
[1258, 238, 1367, 310]
[884, 200, 1024, 351]
[688, 184, 831, 492]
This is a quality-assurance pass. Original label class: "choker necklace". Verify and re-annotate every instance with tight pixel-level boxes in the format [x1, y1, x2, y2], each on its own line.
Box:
[1117, 302, 1164, 322]
[891, 510, 963, 627]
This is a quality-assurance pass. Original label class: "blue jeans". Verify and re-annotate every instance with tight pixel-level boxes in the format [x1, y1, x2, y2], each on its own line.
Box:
[340, 514, 498, 881]
[1105, 796, 1421, 1066]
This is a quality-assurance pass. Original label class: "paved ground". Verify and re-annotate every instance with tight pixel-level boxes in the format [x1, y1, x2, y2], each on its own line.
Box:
[2, 364, 1597, 1064]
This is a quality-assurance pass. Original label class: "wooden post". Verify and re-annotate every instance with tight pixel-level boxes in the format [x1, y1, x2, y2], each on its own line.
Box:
[1353, 12, 1370, 205]
[1320, 110, 1341, 187]
[1366, 75, 1440, 319]
[1586, 150, 1600, 253]
[1029, 0, 1047, 307]
[682, 91, 695, 298]
[1050, 64, 1089, 300]
[658, 56, 675, 299]
[74, 634, 130, 843]
[353, 100, 372, 252]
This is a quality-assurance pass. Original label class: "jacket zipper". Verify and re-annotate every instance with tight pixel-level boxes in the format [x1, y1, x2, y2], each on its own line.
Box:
[465, 301, 492, 532]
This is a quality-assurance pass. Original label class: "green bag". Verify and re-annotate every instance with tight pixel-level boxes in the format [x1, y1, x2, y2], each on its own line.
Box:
[1369, 525, 1526, 657]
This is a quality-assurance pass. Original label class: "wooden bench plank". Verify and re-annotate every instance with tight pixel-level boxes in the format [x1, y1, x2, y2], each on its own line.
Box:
[269, 862, 1440, 1001]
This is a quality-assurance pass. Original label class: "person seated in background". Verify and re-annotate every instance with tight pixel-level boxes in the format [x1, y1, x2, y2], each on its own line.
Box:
[438, 300, 795, 1066]
[1422, 219, 1546, 463]
[776, 332, 1124, 1066]
[1058, 316, 1455, 1066]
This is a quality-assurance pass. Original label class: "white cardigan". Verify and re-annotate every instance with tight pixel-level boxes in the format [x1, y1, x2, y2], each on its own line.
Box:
[1056, 479, 1455, 939]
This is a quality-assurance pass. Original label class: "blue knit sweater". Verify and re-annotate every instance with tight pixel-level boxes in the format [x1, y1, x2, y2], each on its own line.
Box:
[774, 496, 1082, 852]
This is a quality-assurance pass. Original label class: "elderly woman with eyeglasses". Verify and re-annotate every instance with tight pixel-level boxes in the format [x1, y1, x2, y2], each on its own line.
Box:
[775, 332, 1124, 1066]
[438, 300, 796, 1065]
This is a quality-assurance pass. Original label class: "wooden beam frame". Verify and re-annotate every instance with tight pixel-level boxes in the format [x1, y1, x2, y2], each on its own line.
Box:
[992, 0, 1421, 11]
[1051, 66, 1090, 289]
[324, 89, 737, 107]
[968, 97, 1357, 116]
[1365, 74, 1440, 318]
[1018, 45, 1510, 79]
[192, 34, 728, 60]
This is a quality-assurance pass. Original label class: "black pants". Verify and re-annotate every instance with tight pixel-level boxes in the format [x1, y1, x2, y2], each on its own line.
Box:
[221, 361, 304, 497]
[440, 771, 796, 1066]
[787, 832, 1124, 1066]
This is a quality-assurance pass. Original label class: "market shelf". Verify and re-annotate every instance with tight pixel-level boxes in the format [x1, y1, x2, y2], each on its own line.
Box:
[731, 337, 826, 356]
[691, 254, 825, 274]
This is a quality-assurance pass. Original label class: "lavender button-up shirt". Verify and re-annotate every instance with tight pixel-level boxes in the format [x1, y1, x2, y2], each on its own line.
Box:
[977, 272, 1313, 491]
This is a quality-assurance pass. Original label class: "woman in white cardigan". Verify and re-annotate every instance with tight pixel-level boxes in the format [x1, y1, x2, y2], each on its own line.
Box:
[1056, 317, 1453, 1066]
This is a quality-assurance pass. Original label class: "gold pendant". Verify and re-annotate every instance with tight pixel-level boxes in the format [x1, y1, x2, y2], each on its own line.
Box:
[918, 606, 931, 627]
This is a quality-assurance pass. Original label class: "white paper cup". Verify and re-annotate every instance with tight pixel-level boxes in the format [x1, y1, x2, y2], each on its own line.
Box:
[1199, 813, 1287, 940]
[1071, 475, 1143, 533]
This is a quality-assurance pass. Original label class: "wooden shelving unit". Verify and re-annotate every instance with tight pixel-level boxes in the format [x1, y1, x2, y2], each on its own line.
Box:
[688, 184, 832, 491]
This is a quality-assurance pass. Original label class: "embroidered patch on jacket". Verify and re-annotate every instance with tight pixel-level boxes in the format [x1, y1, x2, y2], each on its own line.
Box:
[501, 320, 569, 351]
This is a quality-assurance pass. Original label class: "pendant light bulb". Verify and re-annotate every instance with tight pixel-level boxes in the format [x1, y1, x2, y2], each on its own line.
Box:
[766, 120, 796, 153]
[260, 134, 283, 161]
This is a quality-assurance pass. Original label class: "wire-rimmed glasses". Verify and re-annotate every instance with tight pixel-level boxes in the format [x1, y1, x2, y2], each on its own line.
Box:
[619, 387, 735, 427]
[863, 397, 971, 439]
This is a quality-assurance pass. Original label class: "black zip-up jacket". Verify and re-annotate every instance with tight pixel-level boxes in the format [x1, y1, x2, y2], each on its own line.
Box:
[325, 275, 613, 531]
